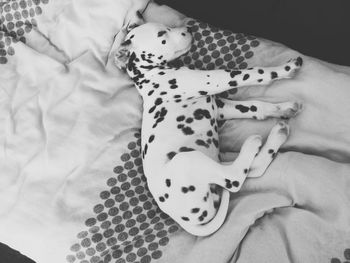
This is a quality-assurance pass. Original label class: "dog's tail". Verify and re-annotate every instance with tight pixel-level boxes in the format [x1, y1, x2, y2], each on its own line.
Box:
[181, 189, 230, 236]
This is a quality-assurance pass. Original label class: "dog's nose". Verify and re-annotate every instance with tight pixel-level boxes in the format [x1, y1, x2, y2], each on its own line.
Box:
[186, 26, 192, 33]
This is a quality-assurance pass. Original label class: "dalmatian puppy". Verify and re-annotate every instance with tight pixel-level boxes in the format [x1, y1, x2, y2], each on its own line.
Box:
[114, 22, 303, 236]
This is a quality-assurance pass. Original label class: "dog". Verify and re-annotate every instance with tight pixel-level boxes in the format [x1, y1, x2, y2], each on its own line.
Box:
[114, 22, 303, 236]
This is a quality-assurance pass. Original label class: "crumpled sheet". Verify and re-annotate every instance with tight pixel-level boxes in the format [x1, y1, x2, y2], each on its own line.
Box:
[1, 1, 350, 263]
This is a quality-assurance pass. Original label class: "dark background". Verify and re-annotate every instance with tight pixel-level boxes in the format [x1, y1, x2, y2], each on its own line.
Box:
[0, 243, 35, 263]
[157, 0, 350, 66]
[2, 0, 350, 262]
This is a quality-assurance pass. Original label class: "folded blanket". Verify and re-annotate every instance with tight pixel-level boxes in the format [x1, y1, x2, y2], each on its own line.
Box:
[1, 1, 350, 263]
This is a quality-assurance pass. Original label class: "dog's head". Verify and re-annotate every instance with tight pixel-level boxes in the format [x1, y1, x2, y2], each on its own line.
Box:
[114, 22, 192, 70]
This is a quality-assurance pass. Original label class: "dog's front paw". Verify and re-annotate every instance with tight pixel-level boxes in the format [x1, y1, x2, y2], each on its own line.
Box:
[243, 135, 263, 156]
[283, 56, 303, 78]
[277, 101, 303, 119]
[270, 120, 290, 143]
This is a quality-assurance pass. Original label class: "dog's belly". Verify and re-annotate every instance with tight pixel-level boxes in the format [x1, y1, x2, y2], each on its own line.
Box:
[141, 96, 220, 178]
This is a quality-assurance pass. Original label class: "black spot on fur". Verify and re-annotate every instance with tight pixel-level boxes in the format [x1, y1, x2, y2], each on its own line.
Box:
[243, 74, 250, 80]
[148, 135, 155, 143]
[140, 65, 155, 70]
[230, 71, 242, 77]
[258, 69, 264, 74]
[143, 144, 148, 156]
[174, 95, 181, 99]
[153, 107, 168, 128]
[186, 118, 193, 123]
[182, 126, 195, 135]
[181, 217, 189, 221]
[189, 186, 195, 191]
[179, 147, 195, 152]
[159, 197, 165, 202]
[271, 71, 278, 79]
[167, 152, 177, 160]
[191, 208, 200, 213]
[285, 66, 291, 71]
[196, 139, 210, 148]
[148, 90, 154, 96]
[250, 105, 257, 112]
[244, 169, 248, 174]
[207, 130, 213, 136]
[159, 71, 165, 75]
[164, 193, 169, 199]
[229, 80, 238, 86]
[155, 98, 163, 105]
[182, 187, 188, 193]
[232, 181, 240, 187]
[162, 40, 166, 44]
[157, 30, 167, 37]
[193, 109, 211, 120]
[176, 115, 185, 122]
[225, 179, 232, 189]
[166, 179, 171, 187]
[235, 104, 250, 113]
[149, 105, 156, 113]
[296, 56, 303, 66]
[215, 99, 225, 108]
[268, 149, 274, 154]
[199, 91, 208, 95]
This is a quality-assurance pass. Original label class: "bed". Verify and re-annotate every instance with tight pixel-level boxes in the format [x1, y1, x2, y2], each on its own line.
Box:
[1, 0, 350, 262]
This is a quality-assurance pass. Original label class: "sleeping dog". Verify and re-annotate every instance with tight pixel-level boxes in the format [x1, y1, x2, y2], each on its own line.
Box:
[114, 22, 303, 236]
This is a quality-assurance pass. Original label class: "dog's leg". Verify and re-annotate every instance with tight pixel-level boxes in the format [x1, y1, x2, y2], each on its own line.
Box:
[160, 57, 303, 99]
[216, 98, 302, 120]
[164, 134, 262, 194]
[247, 121, 290, 178]
[157, 136, 261, 229]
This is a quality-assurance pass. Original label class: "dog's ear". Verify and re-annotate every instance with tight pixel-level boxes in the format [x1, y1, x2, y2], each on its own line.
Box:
[126, 10, 145, 32]
[114, 39, 132, 70]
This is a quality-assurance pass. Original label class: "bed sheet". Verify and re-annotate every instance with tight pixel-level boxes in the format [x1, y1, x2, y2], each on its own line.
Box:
[1, 1, 350, 263]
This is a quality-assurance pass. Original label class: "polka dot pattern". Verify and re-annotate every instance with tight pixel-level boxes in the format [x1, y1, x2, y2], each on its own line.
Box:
[0, 0, 49, 64]
[67, 132, 179, 263]
[330, 248, 350, 263]
[169, 19, 260, 99]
